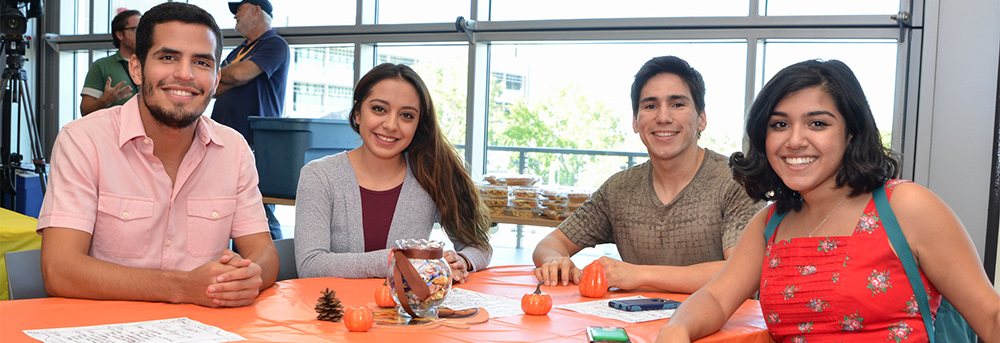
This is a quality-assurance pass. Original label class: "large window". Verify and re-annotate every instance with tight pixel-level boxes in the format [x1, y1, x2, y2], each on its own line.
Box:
[761, 0, 899, 16]
[486, 41, 747, 188]
[192, 0, 357, 28]
[374, 44, 469, 146]
[286, 45, 355, 118]
[759, 40, 898, 142]
[376, 0, 469, 24]
[490, 0, 749, 20]
[50, 0, 913, 251]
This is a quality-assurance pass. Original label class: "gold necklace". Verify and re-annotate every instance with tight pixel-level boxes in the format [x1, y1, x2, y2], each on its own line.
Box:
[807, 194, 849, 237]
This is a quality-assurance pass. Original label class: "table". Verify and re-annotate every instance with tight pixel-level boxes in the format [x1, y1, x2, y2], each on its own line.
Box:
[0, 266, 770, 342]
[491, 214, 563, 227]
[261, 197, 563, 227]
[262, 196, 295, 206]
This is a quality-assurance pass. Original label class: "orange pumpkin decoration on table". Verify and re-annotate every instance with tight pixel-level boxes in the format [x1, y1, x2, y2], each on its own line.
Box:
[374, 282, 396, 307]
[579, 260, 608, 298]
[521, 282, 553, 315]
[344, 307, 374, 332]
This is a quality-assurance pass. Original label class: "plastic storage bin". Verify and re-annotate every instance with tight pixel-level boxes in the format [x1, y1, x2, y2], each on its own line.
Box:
[249, 117, 360, 199]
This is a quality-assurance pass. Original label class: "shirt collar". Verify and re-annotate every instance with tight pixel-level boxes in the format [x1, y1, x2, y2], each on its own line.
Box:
[117, 97, 224, 148]
[114, 51, 129, 63]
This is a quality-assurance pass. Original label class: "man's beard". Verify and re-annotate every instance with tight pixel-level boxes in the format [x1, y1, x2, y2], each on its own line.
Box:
[141, 79, 210, 129]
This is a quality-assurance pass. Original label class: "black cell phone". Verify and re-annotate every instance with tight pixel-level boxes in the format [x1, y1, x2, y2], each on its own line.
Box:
[586, 326, 631, 343]
[607, 298, 681, 311]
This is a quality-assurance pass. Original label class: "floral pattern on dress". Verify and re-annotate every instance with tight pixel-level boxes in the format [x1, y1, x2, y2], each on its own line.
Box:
[807, 298, 829, 312]
[887, 321, 913, 342]
[817, 238, 840, 253]
[767, 311, 781, 324]
[798, 322, 814, 333]
[905, 295, 919, 317]
[839, 311, 865, 331]
[759, 180, 935, 342]
[855, 213, 880, 234]
[866, 269, 892, 295]
[783, 285, 799, 300]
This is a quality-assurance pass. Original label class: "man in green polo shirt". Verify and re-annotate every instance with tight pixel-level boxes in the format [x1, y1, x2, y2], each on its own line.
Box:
[79, 10, 141, 116]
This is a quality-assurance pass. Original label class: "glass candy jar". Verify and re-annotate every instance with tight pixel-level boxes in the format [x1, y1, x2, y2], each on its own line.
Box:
[386, 239, 452, 318]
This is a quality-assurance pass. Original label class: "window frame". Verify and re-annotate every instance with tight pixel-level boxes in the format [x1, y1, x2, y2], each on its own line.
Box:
[44, 0, 920, 179]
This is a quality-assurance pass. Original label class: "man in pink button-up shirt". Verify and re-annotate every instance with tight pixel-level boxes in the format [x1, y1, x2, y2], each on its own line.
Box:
[37, 2, 278, 308]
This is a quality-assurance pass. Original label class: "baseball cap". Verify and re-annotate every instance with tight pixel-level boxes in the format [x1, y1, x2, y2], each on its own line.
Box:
[229, 0, 272, 17]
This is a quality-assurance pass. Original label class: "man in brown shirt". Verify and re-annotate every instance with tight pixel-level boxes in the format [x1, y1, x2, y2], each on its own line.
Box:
[532, 56, 761, 293]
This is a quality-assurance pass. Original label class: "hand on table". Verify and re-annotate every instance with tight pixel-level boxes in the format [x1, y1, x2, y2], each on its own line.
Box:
[597, 256, 643, 290]
[184, 249, 263, 308]
[443, 250, 469, 284]
[534, 256, 581, 287]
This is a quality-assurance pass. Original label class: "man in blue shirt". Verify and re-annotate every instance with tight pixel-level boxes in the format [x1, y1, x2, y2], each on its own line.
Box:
[212, 0, 289, 239]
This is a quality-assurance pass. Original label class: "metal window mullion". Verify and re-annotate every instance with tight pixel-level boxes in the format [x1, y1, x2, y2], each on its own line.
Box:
[744, 36, 759, 134]
[475, 27, 899, 42]
[88, 0, 94, 34]
[899, 28, 923, 181]
[53, 14, 902, 52]
[466, 15, 896, 32]
[465, 0, 489, 176]
[354, 0, 375, 87]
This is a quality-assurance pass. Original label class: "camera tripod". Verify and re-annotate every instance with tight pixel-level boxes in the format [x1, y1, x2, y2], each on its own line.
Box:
[0, 47, 47, 211]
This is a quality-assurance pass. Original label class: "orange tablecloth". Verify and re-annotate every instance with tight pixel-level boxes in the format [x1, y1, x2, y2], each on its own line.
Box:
[0, 265, 770, 342]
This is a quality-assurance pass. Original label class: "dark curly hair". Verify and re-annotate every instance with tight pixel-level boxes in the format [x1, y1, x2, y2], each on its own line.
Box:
[729, 59, 898, 213]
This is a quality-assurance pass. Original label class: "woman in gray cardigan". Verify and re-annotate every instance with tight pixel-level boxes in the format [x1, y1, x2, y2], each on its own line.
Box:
[294, 63, 492, 282]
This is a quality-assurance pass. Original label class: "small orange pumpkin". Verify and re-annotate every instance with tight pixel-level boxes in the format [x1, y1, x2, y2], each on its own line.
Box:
[521, 282, 553, 315]
[579, 260, 608, 298]
[374, 282, 396, 307]
[344, 307, 374, 332]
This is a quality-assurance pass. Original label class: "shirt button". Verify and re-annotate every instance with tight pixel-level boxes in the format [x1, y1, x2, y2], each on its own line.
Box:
[143, 138, 151, 145]
[166, 240, 172, 247]
[211, 211, 219, 219]
[122, 211, 130, 219]
[151, 162, 159, 169]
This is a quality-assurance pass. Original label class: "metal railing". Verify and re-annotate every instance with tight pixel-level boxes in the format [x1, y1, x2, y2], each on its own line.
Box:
[456, 144, 649, 179]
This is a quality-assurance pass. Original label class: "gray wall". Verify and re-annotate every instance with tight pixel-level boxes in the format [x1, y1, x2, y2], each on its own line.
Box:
[915, 0, 999, 263]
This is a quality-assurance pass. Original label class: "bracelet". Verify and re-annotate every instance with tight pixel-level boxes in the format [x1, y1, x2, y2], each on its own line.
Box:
[457, 253, 473, 272]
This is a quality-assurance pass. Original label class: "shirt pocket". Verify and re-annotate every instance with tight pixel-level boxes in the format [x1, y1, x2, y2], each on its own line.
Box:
[186, 197, 238, 257]
[94, 193, 155, 258]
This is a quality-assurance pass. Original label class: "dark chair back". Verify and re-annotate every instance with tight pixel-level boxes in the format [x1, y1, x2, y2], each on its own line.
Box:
[274, 238, 297, 281]
[5, 248, 48, 300]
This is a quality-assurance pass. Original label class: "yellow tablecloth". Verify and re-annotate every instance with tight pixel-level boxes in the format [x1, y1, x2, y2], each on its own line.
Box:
[0, 208, 42, 301]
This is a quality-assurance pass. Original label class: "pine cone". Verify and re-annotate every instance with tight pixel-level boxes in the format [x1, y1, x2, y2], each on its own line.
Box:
[315, 288, 344, 322]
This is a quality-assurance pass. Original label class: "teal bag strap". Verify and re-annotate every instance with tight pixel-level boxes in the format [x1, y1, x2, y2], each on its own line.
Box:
[874, 184, 936, 343]
[763, 207, 787, 244]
